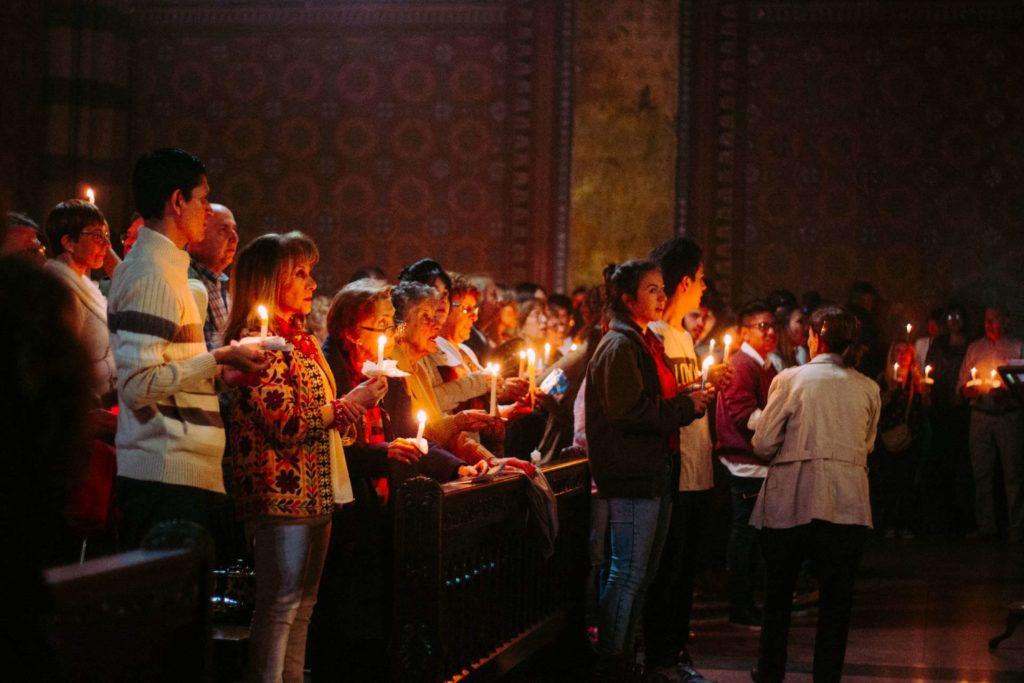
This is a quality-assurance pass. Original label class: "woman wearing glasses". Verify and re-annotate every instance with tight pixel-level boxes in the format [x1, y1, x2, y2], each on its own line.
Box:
[43, 199, 120, 406]
[311, 278, 476, 680]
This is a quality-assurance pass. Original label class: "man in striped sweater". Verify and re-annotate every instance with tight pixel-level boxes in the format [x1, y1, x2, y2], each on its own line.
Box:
[109, 148, 266, 548]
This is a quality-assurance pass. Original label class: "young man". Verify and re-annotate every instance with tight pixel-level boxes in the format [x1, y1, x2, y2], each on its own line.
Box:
[187, 202, 239, 350]
[109, 148, 266, 548]
[715, 299, 778, 627]
[644, 238, 726, 683]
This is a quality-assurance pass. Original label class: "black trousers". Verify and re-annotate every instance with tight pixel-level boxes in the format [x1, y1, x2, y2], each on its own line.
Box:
[757, 521, 866, 683]
[643, 488, 711, 667]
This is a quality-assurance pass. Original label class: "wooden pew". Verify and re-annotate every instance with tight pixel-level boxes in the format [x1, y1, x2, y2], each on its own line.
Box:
[44, 548, 211, 682]
[391, 457, 590, 681]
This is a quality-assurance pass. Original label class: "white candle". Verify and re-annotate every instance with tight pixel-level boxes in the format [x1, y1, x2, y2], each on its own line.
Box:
[991, 369, 1000, 387]
[488, 363, 499, 416]
[971, 366, 977, 382]
[518, 350, 527, 378]
[893, 362, 900, 382]
[257, 304, 269, 338]
[723, 334, 732, 363]
[544, 342, 551, 368]
[415, 409, 427, 443]
[925, 364, 932, 381]
[701, 355, 714, 391]
[526, 348, 536, 409]
[906, 323, 913, 339]
[85, 187, 95, 204]
[377, 334, 386, 366]
[709, 338, 716, 358]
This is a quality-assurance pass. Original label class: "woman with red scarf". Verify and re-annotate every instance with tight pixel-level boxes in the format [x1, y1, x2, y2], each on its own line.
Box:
[585, 260, 708, 680]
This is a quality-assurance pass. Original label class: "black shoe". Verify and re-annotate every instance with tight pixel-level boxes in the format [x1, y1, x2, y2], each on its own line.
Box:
[729, 605, 763, 629]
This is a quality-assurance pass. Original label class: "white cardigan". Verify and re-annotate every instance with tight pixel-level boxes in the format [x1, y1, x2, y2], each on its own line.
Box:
[46, 258, 117, 401]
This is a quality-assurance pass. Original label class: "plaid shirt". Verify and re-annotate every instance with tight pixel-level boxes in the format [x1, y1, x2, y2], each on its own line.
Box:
[189, 260, 230, 350]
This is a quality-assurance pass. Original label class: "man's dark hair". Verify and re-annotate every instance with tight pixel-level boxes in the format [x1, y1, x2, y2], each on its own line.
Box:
[738, 299, 773, 326]
[548, 293, 572, 315]
[513, 281, 547, 303]
[648, 238, 702, 298]
[398, 258, 451, 299]
[132, 148, 207, 220]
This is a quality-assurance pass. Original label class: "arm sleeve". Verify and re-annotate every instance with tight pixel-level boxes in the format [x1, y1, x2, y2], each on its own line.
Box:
[112, 274, 217, 411]
[432, 370, 489, 412]
[720, 362, 761, 430]
[751, 374, 790, 461]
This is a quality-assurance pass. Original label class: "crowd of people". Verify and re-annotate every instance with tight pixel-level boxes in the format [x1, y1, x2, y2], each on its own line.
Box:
[3, 146, 1022, 683]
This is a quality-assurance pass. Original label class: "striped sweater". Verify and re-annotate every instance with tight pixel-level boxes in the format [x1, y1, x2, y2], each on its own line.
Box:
[108, 227, 225, 493]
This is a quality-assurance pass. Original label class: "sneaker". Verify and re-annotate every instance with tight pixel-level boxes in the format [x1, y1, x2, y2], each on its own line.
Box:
[729, 605, 763, 629]
[677, 660, 716, 683]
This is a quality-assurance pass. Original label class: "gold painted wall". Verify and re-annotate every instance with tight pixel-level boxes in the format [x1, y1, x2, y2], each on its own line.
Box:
[569, 0, 679, 289]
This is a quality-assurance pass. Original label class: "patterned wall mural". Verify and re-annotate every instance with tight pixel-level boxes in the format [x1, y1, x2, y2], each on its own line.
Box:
[128, 0, 562, 296]
[687, 1, 1024, 326]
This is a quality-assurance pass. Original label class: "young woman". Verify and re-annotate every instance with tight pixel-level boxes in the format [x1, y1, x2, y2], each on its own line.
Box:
[223, 231, 382, 683]
[750, 306, 881, 683]
[584, 260, 705, 678]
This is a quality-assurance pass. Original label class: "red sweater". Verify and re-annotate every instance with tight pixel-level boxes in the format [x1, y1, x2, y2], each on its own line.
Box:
[715, 348, 776, 465]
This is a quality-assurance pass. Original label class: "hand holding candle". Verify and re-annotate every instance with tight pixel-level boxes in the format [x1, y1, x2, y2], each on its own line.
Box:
[257, 304, 269, 338]
[701, 355, 714, 391]
[415, 409, 428, 453]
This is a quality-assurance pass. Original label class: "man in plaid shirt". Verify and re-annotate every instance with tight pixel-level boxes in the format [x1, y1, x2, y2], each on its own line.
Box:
[188, 203, 239, 350]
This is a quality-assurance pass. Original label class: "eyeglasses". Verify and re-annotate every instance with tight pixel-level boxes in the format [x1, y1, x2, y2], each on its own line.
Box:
[80, 229, 112, 244]
[360, 324, 399, 336]
[452, 303, 479, 316]
[744, 321, 774, 332]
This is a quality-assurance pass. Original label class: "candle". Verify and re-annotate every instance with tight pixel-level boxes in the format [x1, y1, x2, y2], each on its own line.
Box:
[488, 363, 499, 416]
[544, 342, 551, 368]
[85, 187, 95, 204]
[971, 366, 977, 382]
[415, 409, 427, 452]
[526, 348, 537, 409]
[991, 369, 1000, 387]
[893, 362, 899, 382]
[906, 323, 913, 339]
[377, 334, 386, 366]
[701, 355, 714, 391]
[257, 304, 269, 338]
[924, 365, 932, 381]
[570, 343, 578, 353]
[709, 338, 716, 358]
[518, 350, 527, 378]
[723, 334, 732, 363]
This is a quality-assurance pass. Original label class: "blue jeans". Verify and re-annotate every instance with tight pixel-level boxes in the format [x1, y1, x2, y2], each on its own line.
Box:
[247, 516, 331, 683]
[598, 495, 673, 657]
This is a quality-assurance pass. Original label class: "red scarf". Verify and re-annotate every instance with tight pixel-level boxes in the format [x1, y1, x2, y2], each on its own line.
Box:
[644, 327, 680, 451]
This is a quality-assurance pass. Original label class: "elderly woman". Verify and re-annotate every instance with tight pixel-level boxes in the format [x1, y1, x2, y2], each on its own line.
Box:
[311, 278, 478, 680]
[223, 231, 381, 683]
[424, 273, 529, 413]
[43, 199, 120, 406]
[750, 306, 881, 683]
[585, 260, 705, 678]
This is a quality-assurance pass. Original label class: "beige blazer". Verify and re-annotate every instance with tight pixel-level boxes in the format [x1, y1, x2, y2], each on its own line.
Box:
[750, 353, 880, 529]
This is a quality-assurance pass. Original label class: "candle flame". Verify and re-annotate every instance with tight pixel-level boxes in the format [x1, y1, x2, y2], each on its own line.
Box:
[491, 363, 500, 375]
[724, 334, 732, 347]
[991, 369, 998, 379]
[85, 187, 95, 204]
[257, 304, 269, 321]
[570, 343, 578, 352]
[526, 348, 536, 362]
[906, 323, 912, 334]
[519, 350, 526, 359]
[417, 409, 427, 424]
[702, 356, 714, 370]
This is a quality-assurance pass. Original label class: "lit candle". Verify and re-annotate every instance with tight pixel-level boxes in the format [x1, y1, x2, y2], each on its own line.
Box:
[544, 342, 551, 368]
[377, 334, 386, 366]
[415, 409, 427, 452]
[85, 187, 96, 204]
[723, 334, 732, 363]
[570, 343, 578, 353]
[893, 362, 899, 382]
[701, 355, 714, 391]
[518, 350, 527, 378]
[906, 323, 913, 339]
[257, 304, 269, 338]
[526, 348, 537, 409]
[971, 366, 977, 382]
[709, 338, 716, 358]
[924, 364, 932, 381]
[488, 363, 499, 416]
[991, 369, 1000, 387]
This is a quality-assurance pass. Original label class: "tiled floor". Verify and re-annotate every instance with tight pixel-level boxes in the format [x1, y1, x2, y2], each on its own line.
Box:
[509, 534, 1024, 681]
